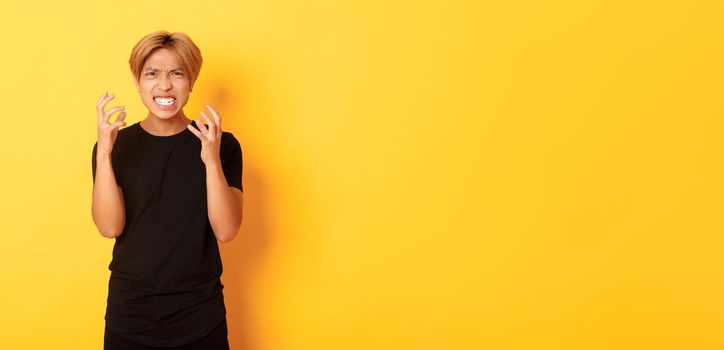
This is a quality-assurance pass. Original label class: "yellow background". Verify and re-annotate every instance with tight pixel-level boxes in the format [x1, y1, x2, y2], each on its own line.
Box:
[0, 0, 721, 349]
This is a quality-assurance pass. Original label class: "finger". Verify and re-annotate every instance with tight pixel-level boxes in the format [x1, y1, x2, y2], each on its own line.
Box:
[97, 93, 115, 110]
[97, 94, 116, 122]
[195, 118, 209, 136]
[201, 111, 214, 135]
[207, 105, 221, 134]
[187, 124, 203, 139]
[110, 119, 127, 129]
[205, 104, 222, 137]
[101, 112, 125, 129]
[104, 106, 125, 119]
[96, 92, 108, 106]
[97, 92, 111, 123]
[100, 108, 123, 126]
[214, 115, 221, 138]
[205, 104, 221, 123]
[115, 111, 127, 123]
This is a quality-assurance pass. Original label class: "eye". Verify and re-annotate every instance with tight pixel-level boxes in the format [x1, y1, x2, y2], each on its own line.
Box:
[145, 71, 155, 77]
[172, 71, 184, 76]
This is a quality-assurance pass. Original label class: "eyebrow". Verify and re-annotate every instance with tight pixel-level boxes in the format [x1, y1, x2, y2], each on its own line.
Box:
[144, 67, 184, 72]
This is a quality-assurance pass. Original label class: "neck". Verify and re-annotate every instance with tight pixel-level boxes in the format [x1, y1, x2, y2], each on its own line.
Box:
[141, 110, 192, 136]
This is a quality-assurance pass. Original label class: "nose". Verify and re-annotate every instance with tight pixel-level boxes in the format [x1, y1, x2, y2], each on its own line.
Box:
[157, 74, 172, 91]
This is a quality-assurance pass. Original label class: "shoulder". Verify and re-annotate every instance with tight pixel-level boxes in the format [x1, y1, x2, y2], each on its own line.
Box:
[221, 131, 241, 148]
[221, 130, 238, 141]
[92, 122, 138, 154]
[114, 122, 139, 151]
[117, 122, 139, 140]
[220, 131, 242, 163]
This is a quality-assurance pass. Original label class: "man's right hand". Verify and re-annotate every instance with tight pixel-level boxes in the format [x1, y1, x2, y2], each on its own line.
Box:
[96, 91, 127, 155]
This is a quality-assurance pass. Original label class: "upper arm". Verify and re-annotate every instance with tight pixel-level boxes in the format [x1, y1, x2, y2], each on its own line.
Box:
[221, 133, 243, 191]
[231, 186, 243, 209]
[118, 186, 125, 209]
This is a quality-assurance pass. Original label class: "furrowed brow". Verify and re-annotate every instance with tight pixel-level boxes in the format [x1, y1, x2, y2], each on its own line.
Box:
[144, 67, 183, 72]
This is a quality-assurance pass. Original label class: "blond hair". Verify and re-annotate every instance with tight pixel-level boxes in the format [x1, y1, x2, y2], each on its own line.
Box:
[129, 31, 202, 86]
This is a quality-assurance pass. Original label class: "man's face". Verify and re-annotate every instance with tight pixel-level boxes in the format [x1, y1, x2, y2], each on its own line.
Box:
[135, 48, 192, 119]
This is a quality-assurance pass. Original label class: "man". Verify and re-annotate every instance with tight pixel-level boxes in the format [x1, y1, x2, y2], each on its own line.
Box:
[92, 30, 243, 349]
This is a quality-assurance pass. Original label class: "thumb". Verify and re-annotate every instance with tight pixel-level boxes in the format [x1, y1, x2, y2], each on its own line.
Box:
[111, 120, 127, 129]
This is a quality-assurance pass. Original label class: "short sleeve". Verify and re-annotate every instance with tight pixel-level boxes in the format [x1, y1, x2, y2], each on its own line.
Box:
[92, 142, 97, 182]
[221, 133, 243, 192]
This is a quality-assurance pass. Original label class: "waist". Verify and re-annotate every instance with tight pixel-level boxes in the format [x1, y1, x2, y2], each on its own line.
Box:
[108, 271, 224, 302]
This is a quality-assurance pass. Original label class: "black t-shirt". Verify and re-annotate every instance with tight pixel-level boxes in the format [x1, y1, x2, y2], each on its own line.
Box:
[91, 121, 243, 347]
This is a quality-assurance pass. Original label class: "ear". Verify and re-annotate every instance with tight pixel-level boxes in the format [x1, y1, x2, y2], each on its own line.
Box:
[133, 75, 140, 93]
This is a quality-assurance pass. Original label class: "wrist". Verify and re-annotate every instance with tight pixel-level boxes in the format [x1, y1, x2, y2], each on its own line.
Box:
[96, 151, 112, 161]
[205, 158, 222, 172]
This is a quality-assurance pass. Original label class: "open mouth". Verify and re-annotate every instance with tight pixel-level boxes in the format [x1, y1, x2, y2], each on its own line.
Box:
[154, 96, 177, 108]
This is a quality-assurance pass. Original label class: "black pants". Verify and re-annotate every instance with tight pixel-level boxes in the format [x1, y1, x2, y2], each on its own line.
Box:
[104, 319, 230, 350]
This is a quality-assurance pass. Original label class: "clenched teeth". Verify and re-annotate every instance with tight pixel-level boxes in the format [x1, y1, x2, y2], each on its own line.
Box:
[154, 97, 176, 106]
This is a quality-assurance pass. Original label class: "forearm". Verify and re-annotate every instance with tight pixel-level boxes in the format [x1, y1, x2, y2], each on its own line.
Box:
[206, 160, 242, 242]
[91, 153, 126, 238]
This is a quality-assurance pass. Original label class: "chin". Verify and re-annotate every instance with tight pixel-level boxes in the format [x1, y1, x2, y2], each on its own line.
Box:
[151, 110, 182, 119]
[146, 102, 186, 119]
